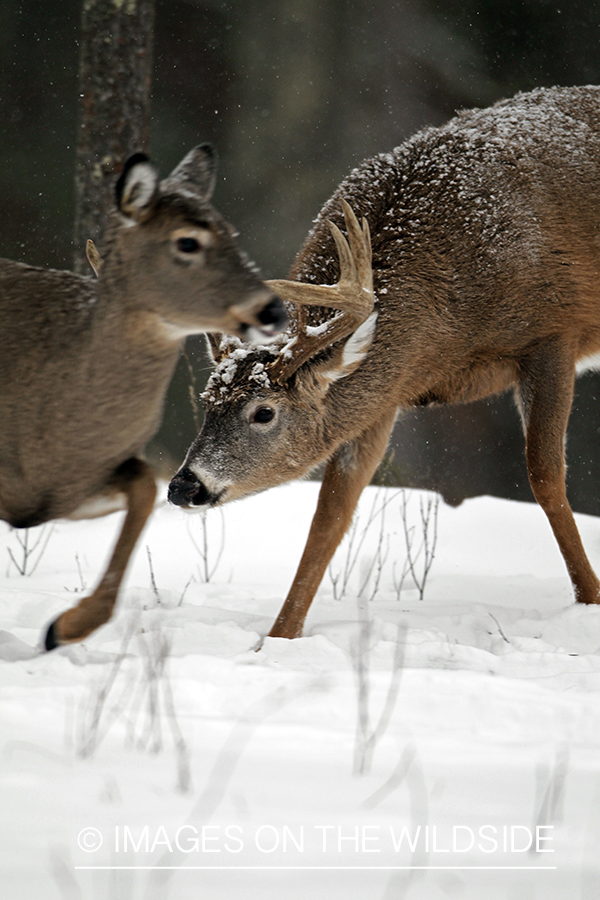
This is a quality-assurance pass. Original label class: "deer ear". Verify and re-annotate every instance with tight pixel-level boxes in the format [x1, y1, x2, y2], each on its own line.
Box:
[116, 153, 159, 222]
[204, 332, 229, 366]
[166, 144, 218, 201]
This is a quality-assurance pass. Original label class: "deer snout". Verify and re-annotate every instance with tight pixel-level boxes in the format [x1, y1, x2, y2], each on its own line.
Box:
[168, 466, 218, 508]
[232, 294, 287, 343]
[256, 296, 287, 331]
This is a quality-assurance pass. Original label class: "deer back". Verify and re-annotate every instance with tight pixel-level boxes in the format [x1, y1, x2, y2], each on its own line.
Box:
[290, 86, 600, 403]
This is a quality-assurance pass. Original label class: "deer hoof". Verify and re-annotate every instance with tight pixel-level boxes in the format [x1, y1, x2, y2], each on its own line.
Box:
[43, 620, 61, 652]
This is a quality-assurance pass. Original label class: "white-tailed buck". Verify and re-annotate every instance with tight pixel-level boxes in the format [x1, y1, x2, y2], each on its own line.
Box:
[0, 144, 289, 650]
[169, 86, 600, 639]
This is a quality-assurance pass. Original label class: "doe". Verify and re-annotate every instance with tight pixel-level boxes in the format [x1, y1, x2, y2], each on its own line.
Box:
[0, 145, 287, 649]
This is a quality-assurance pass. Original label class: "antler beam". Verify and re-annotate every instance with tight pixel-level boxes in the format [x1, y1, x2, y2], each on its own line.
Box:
[265, 199, 375, 384]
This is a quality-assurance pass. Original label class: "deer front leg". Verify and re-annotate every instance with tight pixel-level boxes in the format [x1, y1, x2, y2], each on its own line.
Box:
[516, 338, 600, 605]
[268, 409, 397, 639]
[44, 458, 157, 650]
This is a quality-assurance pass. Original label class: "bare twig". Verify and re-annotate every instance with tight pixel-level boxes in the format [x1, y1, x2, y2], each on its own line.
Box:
[161, 660, 193, 793]
[75, 614, 192, 791]
[329, 488, 399, 602]
[7, 523, 54, 576]
[137, 629, 169, 754]
[76, 620, 136, 758]
[352, 571, 408, 775]
[74, 553, 87, 592]
[531, 743, 569, 852]
[393, 492, 439, 602]
[489, 611, 510, 644]
[187, 510, 226, 583]
[358, 500, 391, 603]
[146, 545, 160, 601]
[177, 575, 195, 607]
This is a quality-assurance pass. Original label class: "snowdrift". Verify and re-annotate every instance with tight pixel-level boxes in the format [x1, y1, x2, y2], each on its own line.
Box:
[1, 482, 600, 899]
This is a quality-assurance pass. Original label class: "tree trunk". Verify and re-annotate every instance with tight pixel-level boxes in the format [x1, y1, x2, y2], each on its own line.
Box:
[73, 0, 155, 274]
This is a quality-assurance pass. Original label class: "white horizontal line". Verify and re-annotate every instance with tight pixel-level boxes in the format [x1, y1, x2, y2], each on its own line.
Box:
[75, 865, 558, 871]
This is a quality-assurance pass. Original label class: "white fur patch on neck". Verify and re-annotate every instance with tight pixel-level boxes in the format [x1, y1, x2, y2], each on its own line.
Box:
[319, 311, 378, 388]
[341, 311, 378, 372]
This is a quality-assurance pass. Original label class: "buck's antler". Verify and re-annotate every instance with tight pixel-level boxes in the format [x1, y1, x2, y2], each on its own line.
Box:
[265, 198, 374, 384]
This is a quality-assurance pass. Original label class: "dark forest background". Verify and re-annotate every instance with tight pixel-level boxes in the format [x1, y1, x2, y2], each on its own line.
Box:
[2, 0, 600, 512]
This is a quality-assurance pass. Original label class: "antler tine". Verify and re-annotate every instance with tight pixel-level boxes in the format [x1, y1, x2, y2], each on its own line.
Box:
[332, 198, 373, 301]
[266, 200, 375, 385]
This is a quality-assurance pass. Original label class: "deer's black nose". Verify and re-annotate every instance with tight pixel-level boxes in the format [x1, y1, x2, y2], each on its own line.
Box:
[257, 296, 287, 332]
[168, 466, 211, 507]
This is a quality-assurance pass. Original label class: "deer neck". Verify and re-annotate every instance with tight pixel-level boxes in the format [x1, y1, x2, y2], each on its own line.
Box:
[95, 268, 186, 359]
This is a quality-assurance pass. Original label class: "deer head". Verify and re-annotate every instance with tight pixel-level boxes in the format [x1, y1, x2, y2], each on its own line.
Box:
[168, 201, 377, 507]
[101, 144, 287, 342]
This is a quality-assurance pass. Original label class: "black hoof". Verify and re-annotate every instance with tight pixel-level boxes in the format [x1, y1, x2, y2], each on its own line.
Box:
[44, 620, 60, 652]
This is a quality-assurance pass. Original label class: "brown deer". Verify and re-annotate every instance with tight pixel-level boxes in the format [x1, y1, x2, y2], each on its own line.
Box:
[169, 85, 600, 639]
[0, 145, 288, 650]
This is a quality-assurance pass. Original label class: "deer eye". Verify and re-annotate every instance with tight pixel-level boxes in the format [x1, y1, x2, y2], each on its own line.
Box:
[171, 227, 211, 258]
[251, 406, 275, 424]
[176, 236, 201, 254]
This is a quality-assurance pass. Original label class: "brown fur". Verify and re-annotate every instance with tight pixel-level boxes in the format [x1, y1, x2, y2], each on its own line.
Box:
[0, 146, 285, 649]
[173, 87, 600, 638]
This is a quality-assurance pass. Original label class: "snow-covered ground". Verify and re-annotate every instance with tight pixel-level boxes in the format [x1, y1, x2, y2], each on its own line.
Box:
[1, 482, 600, 899]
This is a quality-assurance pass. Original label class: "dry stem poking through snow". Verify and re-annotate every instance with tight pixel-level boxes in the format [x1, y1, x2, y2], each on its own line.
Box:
[328, 488, 440, 604]
[6, 523, 54, 577]
[74, 616, 192, 793]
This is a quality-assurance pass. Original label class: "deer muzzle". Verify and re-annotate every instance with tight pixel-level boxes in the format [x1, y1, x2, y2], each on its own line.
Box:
[168, 466, 221, 508]
[232, 294, 287, 343]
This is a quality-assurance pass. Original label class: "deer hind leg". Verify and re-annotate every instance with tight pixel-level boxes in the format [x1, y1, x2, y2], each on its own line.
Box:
[268, 408, 398, 640]
[44, 458, 157, 650]
[516, 338, 600, 605]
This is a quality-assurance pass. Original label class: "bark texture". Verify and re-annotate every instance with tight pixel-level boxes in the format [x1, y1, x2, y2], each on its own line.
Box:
[74, 0, 155, 273]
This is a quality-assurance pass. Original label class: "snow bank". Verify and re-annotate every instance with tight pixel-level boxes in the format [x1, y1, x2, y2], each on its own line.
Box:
[1, 484, 600, 899]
